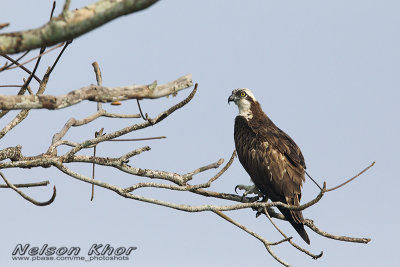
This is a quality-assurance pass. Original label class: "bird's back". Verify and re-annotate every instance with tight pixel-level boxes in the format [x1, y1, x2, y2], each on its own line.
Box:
[234, 114, 310, 244]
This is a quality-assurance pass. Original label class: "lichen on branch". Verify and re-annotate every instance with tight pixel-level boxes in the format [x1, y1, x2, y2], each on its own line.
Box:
[0, 0, 159, 54]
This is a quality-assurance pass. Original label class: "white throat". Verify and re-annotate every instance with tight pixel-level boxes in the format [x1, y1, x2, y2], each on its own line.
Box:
[237, 99, 253, 120]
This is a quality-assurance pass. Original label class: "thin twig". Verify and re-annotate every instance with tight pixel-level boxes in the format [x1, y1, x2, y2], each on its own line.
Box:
[0, 23, 9, 30]
[0, 172, 56, 206]
[0, 85, 23, 88]
[137, 99, 147, 120]
[119, 146, 151, 163]
[305, 170, 322, 191]
[188, 150, 236, 187]
[0, 54, 41, 83]
[63, 82, 198, 159]
[0, 108, 30, 139]
[7, 43, 64, 70]
[263, 207, 323, 259]
[0, 50, 30, 71]
[213, 210, 291, 267]
[50, 1, 56, 20]
[0, 40, 69, 140]
[63, 0, 71, 15]
[91, 144, 96, 201]
[90, 61, 104, 201]
[183, 159, 225, 180]
[91, 129, 104, 201]
[92, 61, 103, 88]
[102, 112, 140, 118]
[304, 219, 371, 243]
[48, 40, 72, 75]
[108, 136, 166, 142]
[20, 45, 45, 92]
[326, 161, 375, 192]
[0, 180, 49, 188]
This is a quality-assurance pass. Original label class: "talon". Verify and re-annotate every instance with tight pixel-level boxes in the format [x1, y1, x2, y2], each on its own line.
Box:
[234, 184, 263, 199]
[255, 207, 264, 217]
[235, 185, 240, 194]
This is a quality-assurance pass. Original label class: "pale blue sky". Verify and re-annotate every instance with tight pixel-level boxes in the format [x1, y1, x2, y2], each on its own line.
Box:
[1, 1, 399, 266]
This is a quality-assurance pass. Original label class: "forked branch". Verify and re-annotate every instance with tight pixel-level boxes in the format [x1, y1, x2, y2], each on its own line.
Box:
[0, 172, 56, 206]
[0, 50, 373, 266]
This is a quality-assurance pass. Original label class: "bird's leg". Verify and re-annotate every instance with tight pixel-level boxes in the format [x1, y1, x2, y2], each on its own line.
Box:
[235, 184, 263, 201]
[255, 196, 269, 217]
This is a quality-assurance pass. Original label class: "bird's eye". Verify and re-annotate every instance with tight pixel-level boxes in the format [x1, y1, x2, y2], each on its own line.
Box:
[240, 92, 247, 97]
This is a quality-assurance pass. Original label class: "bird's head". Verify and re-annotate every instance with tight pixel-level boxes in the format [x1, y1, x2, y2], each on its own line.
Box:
[228, 88, 257, 119]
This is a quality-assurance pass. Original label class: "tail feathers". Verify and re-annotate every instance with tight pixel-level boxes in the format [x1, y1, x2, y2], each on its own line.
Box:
[278, 206, 310, 245]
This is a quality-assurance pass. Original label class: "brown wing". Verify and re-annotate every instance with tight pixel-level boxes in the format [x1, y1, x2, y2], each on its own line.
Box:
[234, 116, 310, 243]
[248, 115, 306, 194]
[234, 116, 305, 199]
[248, 115, 306, 169]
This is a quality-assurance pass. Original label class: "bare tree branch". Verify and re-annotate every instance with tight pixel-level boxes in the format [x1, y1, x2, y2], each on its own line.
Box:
[0, 109, 30, 139]
[0, 50, 30, 72]
[0, 1, 375, 265]
[0, 85, 23, 88]
[187, 150, 235, 188]
[0, 53, 41, 82]
[214, 210, 291, 267]
[62, 0, 71, 17]
[304, 219, 371, 243]
[62, 82, 198, 159]
[0, 23, 9, 31]
[0, 30, 372, 265]
[5, 43, 64, 70]
[0, 0, 159, 54]
[90, 62, 104, 201]
[0, 74, 193, 110]
[183, 159, 225, 180]
[0, 145, 22, 161]
[326, 161, 376, 192]
[109, 136, 166, 142]
[0, 172, 56, 206]
[0, 180, 49, 188]
[263, 207, 323, 260]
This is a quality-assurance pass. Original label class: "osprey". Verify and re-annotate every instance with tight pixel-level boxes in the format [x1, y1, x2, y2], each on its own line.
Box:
[228, 88, 310, 244]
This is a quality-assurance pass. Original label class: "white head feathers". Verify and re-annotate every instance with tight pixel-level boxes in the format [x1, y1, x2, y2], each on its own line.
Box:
[228, 88, 257, 120]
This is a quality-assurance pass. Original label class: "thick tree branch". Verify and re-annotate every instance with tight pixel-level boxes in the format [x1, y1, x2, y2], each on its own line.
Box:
[0, 0, 159, 54]
[0, 145, 22, 161]
[0, 74, 193, 110]
[62, 82, 197, 159]
[0, 141, 371, 266]
[0, 46, 372, 266]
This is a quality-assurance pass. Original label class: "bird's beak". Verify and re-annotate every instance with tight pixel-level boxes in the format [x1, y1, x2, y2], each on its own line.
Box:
[228, 94, 236, 104]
